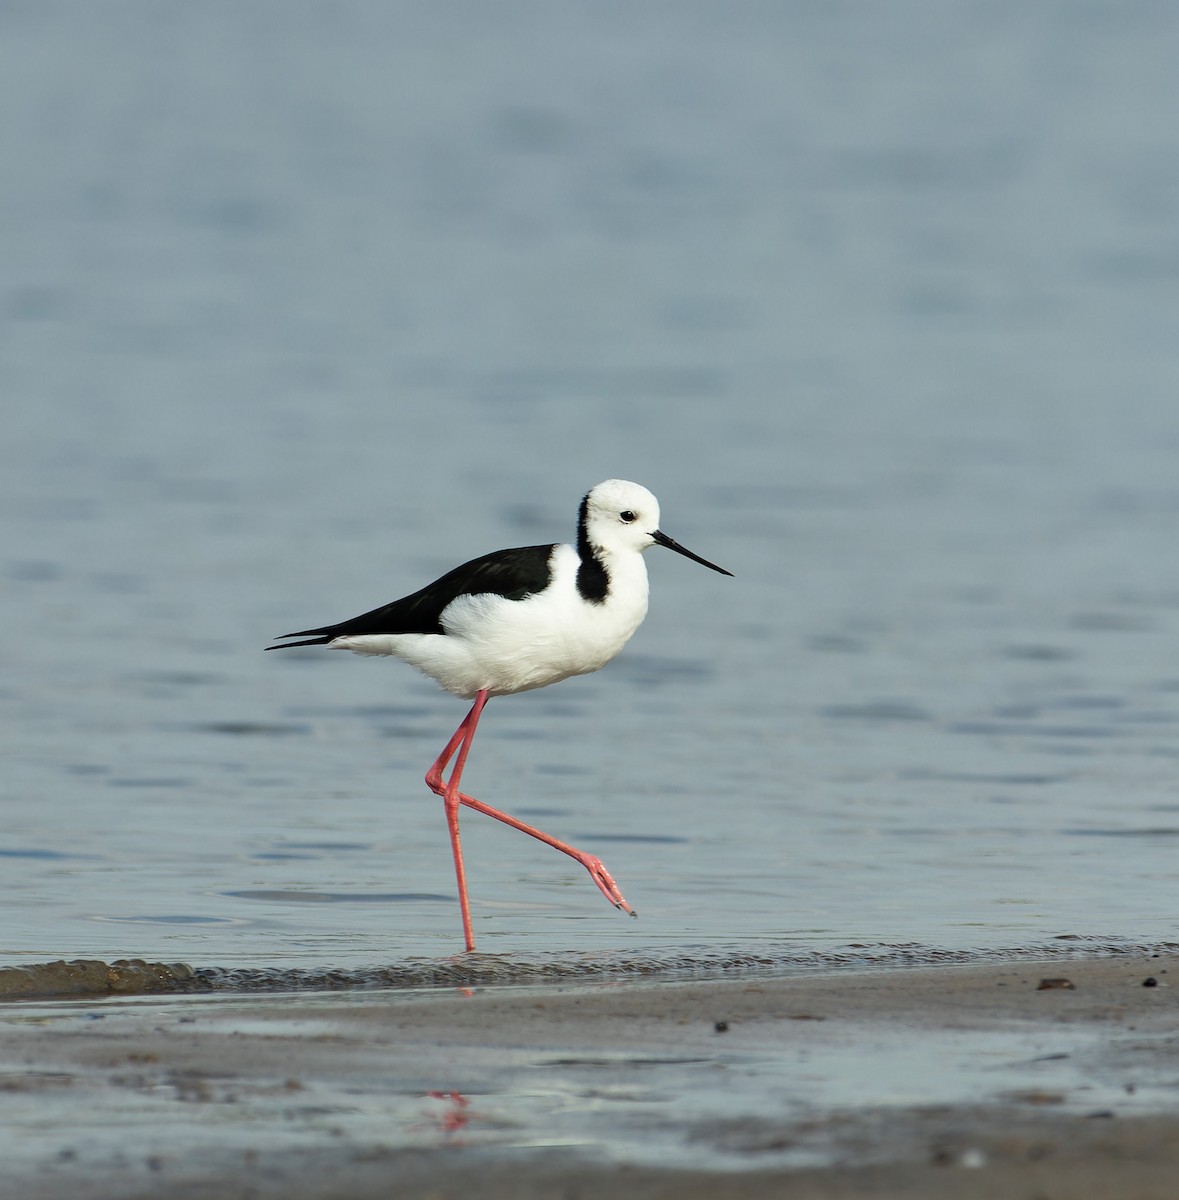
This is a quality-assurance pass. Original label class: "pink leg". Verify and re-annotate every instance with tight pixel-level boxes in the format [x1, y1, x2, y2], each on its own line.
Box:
[455, 790, 635, 916]
[424, 690, 636, 953]
[425, 691, 489, 953]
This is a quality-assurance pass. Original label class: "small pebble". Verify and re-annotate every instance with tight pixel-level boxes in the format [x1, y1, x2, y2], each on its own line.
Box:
[714, 1020, 729, 1033]
[1037, 978, 1076, 991]
[1143, 977, 1158, 988]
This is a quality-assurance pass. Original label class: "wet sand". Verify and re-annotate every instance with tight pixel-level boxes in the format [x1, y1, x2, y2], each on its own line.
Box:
[3, 952, 1178, 1199]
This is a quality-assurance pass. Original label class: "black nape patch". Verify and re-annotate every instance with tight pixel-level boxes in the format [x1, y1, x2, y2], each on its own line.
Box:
[576, 494, 610, 604]
[577, 555, 609, 603]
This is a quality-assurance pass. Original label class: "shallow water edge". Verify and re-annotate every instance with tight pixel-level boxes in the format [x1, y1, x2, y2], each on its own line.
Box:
[3, 936, 1175, 1000]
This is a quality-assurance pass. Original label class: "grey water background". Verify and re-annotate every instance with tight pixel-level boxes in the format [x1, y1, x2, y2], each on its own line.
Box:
[3, 1, 1179, 974]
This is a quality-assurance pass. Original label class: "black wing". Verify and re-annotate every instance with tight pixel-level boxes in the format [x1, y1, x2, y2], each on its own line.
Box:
[266, 543, 557, 649]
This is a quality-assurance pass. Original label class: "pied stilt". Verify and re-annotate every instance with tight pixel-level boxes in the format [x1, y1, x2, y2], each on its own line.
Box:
[267, 479, 732, 952]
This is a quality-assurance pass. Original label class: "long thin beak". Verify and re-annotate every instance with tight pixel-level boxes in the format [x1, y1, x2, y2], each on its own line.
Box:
[651, 529, 733, 576]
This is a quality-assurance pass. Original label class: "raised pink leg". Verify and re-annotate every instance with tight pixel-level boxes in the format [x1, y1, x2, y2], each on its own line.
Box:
[454, 791, 635, 916]
[424, 690, 636, 953]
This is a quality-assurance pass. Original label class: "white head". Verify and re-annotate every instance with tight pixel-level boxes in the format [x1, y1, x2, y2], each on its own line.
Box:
[580, 479, 660, 556]
[579, 480, 732, 574]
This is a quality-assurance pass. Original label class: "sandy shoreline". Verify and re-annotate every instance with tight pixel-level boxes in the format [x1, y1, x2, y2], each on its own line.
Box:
[2, 952, 1178, 1199]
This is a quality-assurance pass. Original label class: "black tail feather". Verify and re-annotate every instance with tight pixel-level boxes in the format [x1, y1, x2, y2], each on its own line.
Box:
[264, 633, 335, 651]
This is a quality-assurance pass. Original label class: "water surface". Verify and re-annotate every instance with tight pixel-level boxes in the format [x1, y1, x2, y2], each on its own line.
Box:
[3, 1, 1179, 980]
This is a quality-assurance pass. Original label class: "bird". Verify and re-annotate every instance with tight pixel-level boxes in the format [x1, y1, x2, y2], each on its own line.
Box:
[266, 479, 732, 953]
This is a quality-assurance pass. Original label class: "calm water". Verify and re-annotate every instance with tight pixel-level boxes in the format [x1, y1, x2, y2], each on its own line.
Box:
[3, 1, 1179, 977]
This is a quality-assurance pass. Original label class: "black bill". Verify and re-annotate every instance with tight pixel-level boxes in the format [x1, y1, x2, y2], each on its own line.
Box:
[651, 530, 733, 576]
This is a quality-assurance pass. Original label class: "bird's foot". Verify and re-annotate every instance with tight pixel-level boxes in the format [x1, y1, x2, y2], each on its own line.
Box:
[580, 854, 636, 917]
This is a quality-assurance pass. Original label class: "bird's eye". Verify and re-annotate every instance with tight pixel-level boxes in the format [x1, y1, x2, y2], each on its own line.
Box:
[619, 510, 637, 524]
